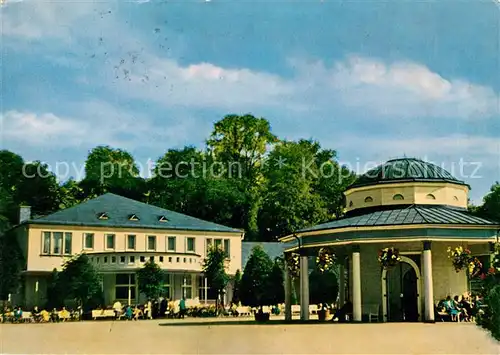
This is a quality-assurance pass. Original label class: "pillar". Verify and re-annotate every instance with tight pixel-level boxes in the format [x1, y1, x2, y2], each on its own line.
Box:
[284, 257, 292, 321]
[300, 254, 309, 321]
[338, 260, 345, 307]
[204, 277, 208, 305]
[352, 245, 362, 322]
[423, 241, 435, 322]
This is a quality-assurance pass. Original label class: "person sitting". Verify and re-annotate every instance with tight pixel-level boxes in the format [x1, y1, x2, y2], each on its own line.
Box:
[230, 302, 239, 317]
[50, 308, 60, 322]
[40, 309, 50, 322]
[444, 296, 460, 322]
[453, 295, 469, 321]
[125, 305, 133, 320]
[32, 306, 41, 323]
[13, 306, 23, 323]
[460, 294, 473, 322]
[133, 306, 143, 320]
[59, 306, 70, 322]
[331, 301, 352, 322]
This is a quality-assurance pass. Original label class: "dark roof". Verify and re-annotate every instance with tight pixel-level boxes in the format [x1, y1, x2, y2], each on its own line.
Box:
[242, 242, 286, 267]
[298, 204, 498, 233]
[349, 158, 468, 189]
[27, 193, 242, 233]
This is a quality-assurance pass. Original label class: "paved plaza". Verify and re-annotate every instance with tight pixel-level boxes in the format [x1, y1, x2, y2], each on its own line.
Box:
[1, 318, 499, 354]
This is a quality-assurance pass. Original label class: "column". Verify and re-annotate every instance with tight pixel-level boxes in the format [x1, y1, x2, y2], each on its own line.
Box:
[352, 245, 362, 322]
[300, 254, 310, 321]
[284, 256, 292, 321]
[338, 260, 345, 307]
[127, 274, 132, 306]
[423, 241, 435, 322]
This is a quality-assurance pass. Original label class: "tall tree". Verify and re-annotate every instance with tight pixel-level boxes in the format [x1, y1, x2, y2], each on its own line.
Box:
[258, 140, 329, 240]
[202, 245, 230, 314]
[268, 259, 285, 306]
[0, 229, 24, 300]
[82, 145, 145, 200]
[240, 245, 274, 309]
[207, 114, 278, 238]
[137, 260, 164, 300]
[476, 182, 500, 222]
[58, 254, 101, 307]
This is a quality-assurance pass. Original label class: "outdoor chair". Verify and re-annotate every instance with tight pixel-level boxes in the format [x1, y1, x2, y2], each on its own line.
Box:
[367, 304, 380, 323]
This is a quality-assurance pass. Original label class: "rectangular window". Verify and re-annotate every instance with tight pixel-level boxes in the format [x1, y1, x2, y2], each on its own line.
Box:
[104, 256, 108, 263]
[182, 275, 192, 299]
[127, 235, 136, 250]
[140, 256, 145, 263]
[206, 238, 213, 254]
[162, 273, 172, 299]
[223, 239, 230, 258]
[159, 256, 164, 262]
[64, 232, 72, 255]
[115, 274, 136, 300]
[167, 236, 176, 251]
[42, 232, 51, 254]
[120, 256, 126, 264]
[186, 237, 195, 252]
[52, 232, 63, 254]
[214, 239, 222, 250]
[111, 256, 116, 263]
[129, 256, 135, 264]
[147, 235, 156, 251]
[84, 233, 94, 249]
[106, 234, 115, 249]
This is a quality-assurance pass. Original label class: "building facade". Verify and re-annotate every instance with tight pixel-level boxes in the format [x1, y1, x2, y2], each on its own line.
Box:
[12, 193, 243, 308]
[281, 158, 500, 322]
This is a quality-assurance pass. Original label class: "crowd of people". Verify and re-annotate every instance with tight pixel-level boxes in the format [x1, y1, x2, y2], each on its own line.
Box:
[110, 297, 188, 320]
[436, 293, 484, 322]
[1, 305, 82, 323]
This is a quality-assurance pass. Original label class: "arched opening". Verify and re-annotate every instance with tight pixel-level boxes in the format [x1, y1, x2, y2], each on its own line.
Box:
[364, 196, 373, 203]
[393, 194, 404, 201]
[349, 201, 353, 207]
[381, 255, 421, 322]
[426, 194, 436, 200]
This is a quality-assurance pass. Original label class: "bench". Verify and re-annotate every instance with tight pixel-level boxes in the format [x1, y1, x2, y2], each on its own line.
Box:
[92, 309, 116, 320]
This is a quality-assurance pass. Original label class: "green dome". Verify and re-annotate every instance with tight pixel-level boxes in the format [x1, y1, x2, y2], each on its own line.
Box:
[349, 158, 466, 189]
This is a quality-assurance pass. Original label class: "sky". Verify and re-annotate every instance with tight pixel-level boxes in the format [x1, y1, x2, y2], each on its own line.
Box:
[1, 0, 499, 203]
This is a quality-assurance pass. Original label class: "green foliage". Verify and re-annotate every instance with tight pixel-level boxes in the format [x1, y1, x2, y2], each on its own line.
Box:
[0, 229, 24, 300]
[476, 182, 500, 222]
[240, 245, 274, 308]
[231, 269, 242, 304]
[203, 245, 230, 311]
[82, 145, 145, 200]
[58, 254, 101, 307]
[309, 269, 338, 305]
[137, 260, 164, 300]
[268, 259, 285, 305]
[46, 269, 64, 309]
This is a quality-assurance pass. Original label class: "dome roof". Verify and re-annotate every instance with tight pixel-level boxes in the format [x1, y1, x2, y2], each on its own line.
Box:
[349, 158, 467, 189]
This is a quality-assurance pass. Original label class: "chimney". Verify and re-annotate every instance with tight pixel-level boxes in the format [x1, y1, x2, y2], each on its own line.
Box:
[19, 206, 31, 224]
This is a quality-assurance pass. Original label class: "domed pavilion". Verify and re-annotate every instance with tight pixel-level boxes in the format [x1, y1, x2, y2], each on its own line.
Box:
[281, 158, 499, 322]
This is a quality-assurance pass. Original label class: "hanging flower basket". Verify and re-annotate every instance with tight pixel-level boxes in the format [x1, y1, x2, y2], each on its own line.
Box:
[316, 247, 336, 273]
[468, 257, 483, 278]
[447, 246, 471, 272]
[378, 247, 401, 269]
[285, 253, 300, 278]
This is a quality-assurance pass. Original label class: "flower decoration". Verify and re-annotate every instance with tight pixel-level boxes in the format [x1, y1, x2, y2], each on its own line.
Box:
[285, 253, 300, 278]
[378, 247, 401, 269]
[447, 246, 472, 273]
[468, 257, 483, 278]
[316, 247, 336, 273]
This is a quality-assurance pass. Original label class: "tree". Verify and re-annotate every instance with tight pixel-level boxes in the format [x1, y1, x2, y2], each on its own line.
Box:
[240, 245, 274, 309]
[202, 245, 230, 314]
[258, 140, 330, 240]
[82, 145, 145, 200]
[268, 259, 285, 306]
[0, 229, 24, 300]
[137, 260, 163, 300]
[58, 179, 86, 210]
[46, 269, 64, 309]
[58, 254, 101, 307]
[476, 182, 500, 222]
[309, 269, 338, 305]
[231, 269, 242, 305]
[207, 114, 278, 238]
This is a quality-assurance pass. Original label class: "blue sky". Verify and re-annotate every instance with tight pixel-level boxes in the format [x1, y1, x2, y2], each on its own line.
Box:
[1, 0, 499, 203]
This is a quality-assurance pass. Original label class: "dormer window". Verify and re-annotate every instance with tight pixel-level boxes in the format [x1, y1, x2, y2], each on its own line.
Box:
[364, 196, 373, 203]
[159, 216, 168, 222]
[426, 194, 436, 200]
[393, 194, 404, 201]
[349, 201, 354, 207]
[128, 214, 140, 221]
[97, 212, 109, 220]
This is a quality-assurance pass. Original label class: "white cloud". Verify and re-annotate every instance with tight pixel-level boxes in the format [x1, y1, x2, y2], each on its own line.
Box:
[0, 102, 198, 150]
